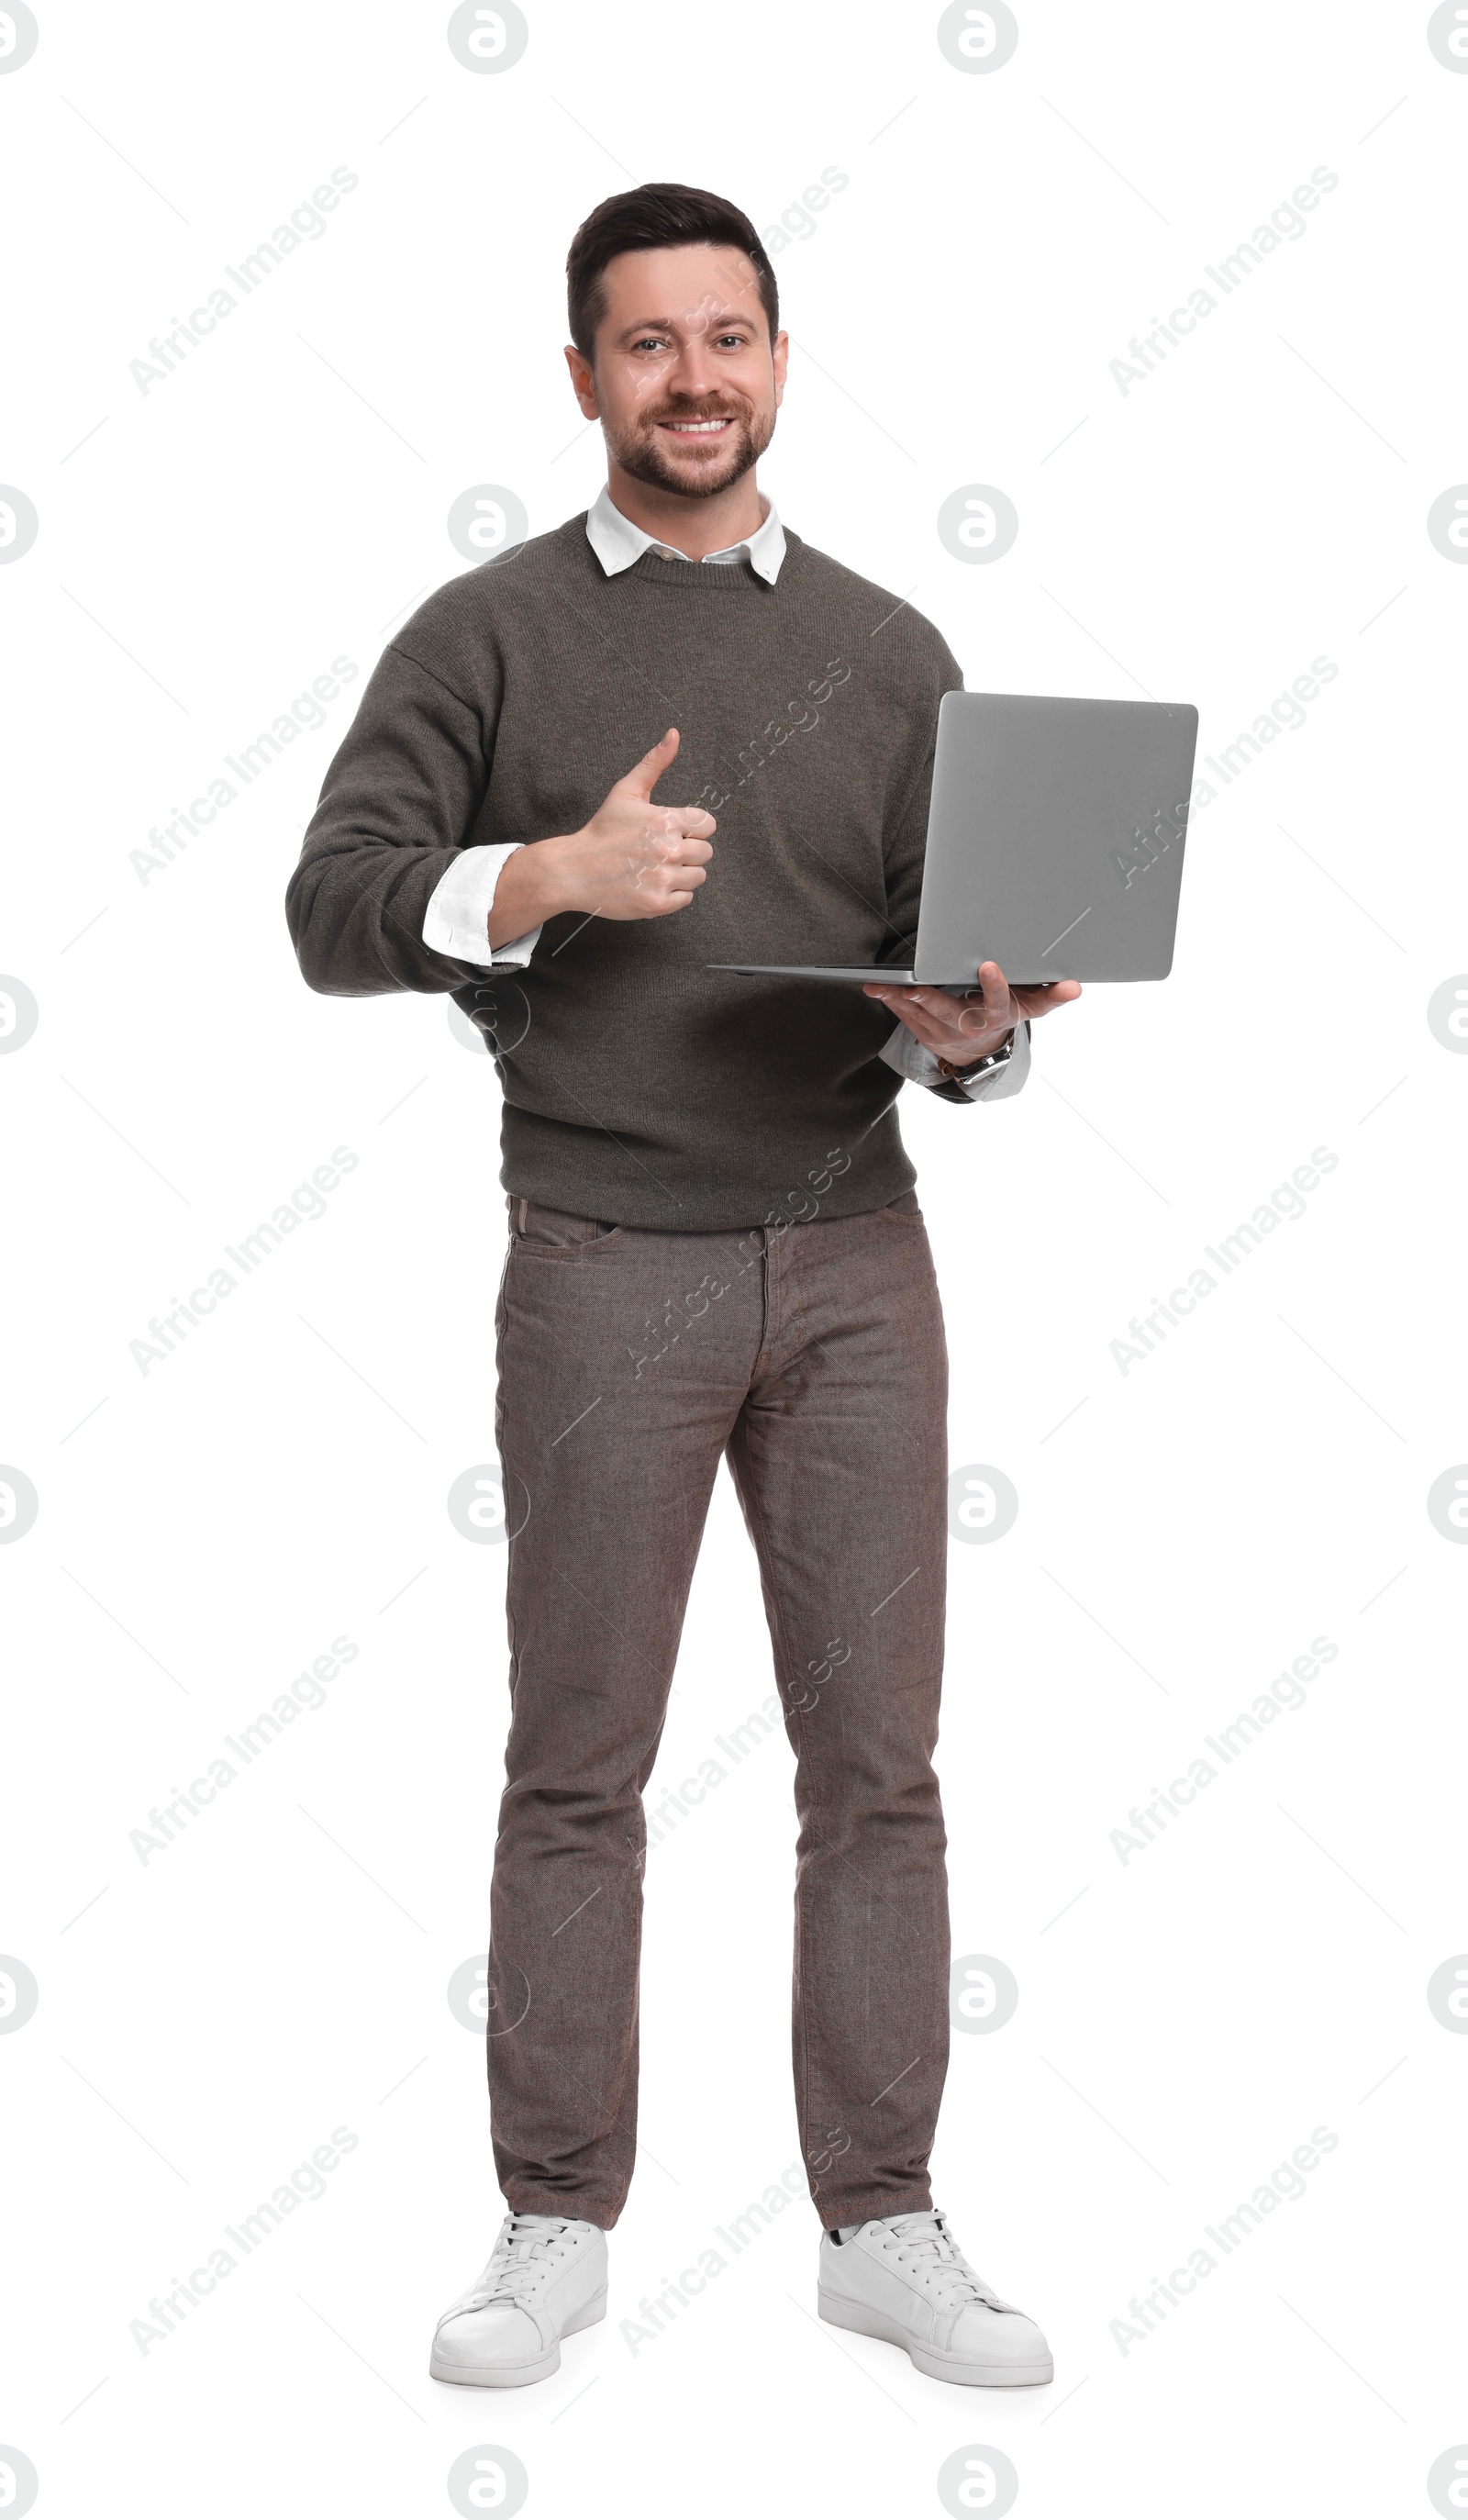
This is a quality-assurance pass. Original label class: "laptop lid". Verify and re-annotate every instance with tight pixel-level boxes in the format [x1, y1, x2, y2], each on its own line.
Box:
[913, 692, 1199, 984]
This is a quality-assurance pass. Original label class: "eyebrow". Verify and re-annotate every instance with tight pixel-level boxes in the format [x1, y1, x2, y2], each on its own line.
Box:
[612, 310, 759, 345]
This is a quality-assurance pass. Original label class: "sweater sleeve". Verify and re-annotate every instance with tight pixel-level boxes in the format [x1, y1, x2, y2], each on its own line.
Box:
[284, 642, 502, 997]
[881, 647, 965, 965]
[876, 641, 1030, 1109]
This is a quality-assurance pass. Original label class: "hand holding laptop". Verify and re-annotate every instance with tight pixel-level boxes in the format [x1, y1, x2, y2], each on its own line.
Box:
[865, 961, 1082, 1067]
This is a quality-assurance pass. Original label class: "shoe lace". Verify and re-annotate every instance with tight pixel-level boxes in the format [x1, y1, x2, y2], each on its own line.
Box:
[878, 2210, 1006, 2309]
[464, 2213, 580, 2310]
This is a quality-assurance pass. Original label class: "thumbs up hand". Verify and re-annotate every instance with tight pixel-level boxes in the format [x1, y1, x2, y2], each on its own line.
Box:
[487, 728, 716, 947]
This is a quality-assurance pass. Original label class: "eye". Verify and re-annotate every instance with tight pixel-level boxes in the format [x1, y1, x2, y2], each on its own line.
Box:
[715, 332, 748, 349]
[631, 334, 669, 353]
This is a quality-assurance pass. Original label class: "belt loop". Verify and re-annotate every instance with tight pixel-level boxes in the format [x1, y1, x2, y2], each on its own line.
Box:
[518, 1197, 528, 1233]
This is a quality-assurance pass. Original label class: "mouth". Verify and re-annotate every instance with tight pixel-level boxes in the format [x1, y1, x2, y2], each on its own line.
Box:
[654, 416, 736, 440]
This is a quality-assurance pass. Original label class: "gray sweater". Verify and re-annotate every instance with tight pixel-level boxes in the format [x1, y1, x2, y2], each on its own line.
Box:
[285, 517, 969, 1229]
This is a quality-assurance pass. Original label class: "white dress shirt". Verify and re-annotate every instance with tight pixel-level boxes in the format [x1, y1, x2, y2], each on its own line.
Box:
[421, 486, 1029, 1104]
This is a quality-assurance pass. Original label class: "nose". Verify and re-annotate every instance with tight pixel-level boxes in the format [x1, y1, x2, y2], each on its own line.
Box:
[664, 333, 720, 403]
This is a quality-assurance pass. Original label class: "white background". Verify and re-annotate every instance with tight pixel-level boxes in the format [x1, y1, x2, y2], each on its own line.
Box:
[3, 2, 1467, 2514]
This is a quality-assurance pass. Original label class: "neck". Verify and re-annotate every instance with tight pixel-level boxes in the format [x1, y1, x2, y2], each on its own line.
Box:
[605, 464, 766, 561]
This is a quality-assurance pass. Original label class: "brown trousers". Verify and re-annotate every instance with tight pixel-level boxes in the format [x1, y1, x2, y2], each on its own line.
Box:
[486, 1188, 951, 2230]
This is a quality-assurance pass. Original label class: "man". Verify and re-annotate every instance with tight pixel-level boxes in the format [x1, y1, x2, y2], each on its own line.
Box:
[286, 182, 1078, 2393]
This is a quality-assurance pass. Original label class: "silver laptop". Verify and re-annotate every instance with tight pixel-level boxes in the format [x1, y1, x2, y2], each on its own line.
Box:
[707, 689, 1199, 989]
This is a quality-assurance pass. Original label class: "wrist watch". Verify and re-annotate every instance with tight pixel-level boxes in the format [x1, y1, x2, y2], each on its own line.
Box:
[934, 1028, 1015, 1084]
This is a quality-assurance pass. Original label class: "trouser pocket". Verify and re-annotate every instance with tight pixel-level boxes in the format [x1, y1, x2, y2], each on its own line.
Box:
[507, 1194, 623, 1252]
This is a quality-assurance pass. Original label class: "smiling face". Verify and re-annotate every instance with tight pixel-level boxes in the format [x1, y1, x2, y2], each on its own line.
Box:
[566, 240, 787, 502]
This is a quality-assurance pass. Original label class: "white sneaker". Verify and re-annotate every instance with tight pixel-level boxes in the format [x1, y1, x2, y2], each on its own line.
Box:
[818, 2207, 1053, 2387]
[429, 2212, 608, 2387]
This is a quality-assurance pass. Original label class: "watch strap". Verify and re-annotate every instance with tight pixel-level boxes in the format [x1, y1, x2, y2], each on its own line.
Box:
[934, 1029, 1015, 1084]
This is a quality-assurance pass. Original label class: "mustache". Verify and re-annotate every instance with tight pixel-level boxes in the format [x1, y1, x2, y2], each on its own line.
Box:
[637, 396, 751, 428]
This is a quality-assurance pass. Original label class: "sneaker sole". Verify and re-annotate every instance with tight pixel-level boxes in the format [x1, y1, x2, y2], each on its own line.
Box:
[428, 2286, 607, 2387]
[817, 2286, 1053, 2387]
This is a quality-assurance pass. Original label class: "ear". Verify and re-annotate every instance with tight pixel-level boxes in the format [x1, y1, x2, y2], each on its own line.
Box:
[771, 328, 790, 408]
[564, 342, 598, 419]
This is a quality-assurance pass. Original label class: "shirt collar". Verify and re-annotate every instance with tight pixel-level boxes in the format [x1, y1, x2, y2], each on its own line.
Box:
[585, 481, 785, 585]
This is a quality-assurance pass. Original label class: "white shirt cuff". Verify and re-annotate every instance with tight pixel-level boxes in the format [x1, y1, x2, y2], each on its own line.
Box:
[880, 1016, 1031, 1100]
[422, 842, 541, 967]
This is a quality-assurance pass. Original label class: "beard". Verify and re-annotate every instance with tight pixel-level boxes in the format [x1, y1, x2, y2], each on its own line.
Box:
[603, 394, 775, 501]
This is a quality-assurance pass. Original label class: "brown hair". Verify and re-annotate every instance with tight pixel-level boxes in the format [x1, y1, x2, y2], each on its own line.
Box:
[566, 182, 779, 362]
